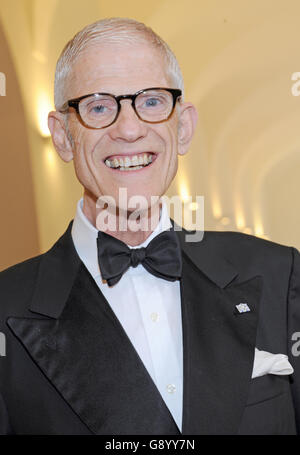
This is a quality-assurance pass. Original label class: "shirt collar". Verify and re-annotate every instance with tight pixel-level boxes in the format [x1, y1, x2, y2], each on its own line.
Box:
[71, 198, 172, 279]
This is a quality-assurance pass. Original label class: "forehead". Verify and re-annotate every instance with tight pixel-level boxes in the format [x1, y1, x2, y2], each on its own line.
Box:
[68, 42, 171, 98]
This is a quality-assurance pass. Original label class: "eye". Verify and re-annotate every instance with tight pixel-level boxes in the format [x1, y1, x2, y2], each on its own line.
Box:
[90, 104, 107, 114]
[82, 97, 117, 117]
[87, 102, 111, 115]
[144, 97, 160, 107]
[136, 92, 169, 111]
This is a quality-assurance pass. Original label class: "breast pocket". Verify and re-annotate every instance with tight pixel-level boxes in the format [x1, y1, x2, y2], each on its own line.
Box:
[237, 374, 296, 434]
[246, 373, 288, 406]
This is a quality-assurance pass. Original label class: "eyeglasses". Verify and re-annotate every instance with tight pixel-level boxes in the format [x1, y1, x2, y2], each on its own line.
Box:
[59, 87, 182, 129]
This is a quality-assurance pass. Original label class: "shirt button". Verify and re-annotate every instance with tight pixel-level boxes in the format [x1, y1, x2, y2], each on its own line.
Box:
[166, 384, 176, 394]
[150, 312, 158, 322]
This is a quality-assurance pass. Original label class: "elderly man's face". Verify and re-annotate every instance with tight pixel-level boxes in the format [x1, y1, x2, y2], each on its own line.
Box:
[49, 42, 196, 216]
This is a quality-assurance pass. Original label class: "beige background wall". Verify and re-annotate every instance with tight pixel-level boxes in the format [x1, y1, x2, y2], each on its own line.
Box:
[0, 0, 300, 270]
[0, 18, 39, 270]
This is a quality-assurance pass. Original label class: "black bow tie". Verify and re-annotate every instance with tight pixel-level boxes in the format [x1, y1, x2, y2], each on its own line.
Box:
[97, 228, 182, 286]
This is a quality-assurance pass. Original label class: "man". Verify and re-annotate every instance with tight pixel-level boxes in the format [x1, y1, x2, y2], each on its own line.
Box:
[0, 17, 300, 435]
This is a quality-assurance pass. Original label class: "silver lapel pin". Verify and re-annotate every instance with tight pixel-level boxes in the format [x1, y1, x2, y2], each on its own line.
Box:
[235, 302, 251, 314]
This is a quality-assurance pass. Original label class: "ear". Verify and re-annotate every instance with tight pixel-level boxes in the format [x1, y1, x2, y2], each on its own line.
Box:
[48, 111, 74, 162]
[177, 102, 198, 156]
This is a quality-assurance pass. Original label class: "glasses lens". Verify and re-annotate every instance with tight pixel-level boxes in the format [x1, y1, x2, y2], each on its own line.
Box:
[135, 89, 173, 122]
[78, 94, 118, 128]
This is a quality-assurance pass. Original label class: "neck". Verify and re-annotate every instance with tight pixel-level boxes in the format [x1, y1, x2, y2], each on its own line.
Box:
[82, 189, 161, 246]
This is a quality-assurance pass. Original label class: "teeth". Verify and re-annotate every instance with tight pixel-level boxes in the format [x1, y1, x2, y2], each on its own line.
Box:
[124, 157, 131, 167]
[105, 153, 153, 169]
[131, 155, 138, 166]
[119, 165, 144, 171]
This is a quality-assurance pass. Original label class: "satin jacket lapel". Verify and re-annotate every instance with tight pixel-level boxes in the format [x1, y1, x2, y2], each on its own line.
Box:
[176, 228, 263, 434]
[6, 223, 179, 435]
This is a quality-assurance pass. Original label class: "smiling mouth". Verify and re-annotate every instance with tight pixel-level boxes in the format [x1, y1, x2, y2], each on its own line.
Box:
[104, 152, 156, 171]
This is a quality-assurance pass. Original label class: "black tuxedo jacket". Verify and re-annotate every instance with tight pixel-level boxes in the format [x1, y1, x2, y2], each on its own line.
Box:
[0, 222, 300, 435]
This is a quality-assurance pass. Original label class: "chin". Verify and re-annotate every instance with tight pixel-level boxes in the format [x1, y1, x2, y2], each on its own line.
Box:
[118, 194, 157, 214]
[95, 181, 164, 212]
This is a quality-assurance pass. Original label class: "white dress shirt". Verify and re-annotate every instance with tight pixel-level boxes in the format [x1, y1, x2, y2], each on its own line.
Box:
[71, 199, 183, 431]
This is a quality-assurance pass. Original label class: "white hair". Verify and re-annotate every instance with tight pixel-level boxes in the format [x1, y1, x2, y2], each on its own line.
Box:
[54, 17, 184, 110]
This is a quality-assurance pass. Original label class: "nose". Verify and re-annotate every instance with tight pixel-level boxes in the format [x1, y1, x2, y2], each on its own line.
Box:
[109, 99, 147, 142]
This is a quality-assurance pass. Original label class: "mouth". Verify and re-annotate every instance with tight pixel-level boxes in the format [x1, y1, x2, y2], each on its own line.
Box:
[104, 152, 156, 172]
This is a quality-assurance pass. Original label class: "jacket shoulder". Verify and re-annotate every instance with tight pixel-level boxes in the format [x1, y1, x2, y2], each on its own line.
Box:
[0, 222, 75, 318]
[0, 222, 73, 304]
[0, 255, 43, 315]
[202, 230, 296, 270]
[203, 230, 294, 252]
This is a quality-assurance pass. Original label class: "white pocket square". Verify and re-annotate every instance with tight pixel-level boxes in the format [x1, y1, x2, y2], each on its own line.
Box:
[251, 348, 294, 378]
